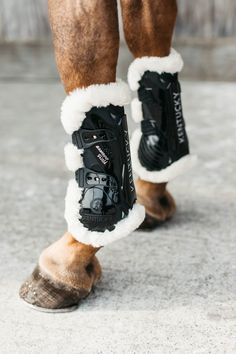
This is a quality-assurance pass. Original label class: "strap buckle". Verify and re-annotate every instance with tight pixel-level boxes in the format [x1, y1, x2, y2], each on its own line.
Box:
[76, 167, 118, 190]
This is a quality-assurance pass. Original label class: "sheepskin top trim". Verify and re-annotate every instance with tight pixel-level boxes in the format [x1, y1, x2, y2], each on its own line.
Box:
[128, 48, 184, 91]
[61, 81, 131, 134]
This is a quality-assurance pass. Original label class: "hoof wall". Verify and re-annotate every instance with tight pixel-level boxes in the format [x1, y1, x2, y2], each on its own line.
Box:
[19, 266, 89, 311]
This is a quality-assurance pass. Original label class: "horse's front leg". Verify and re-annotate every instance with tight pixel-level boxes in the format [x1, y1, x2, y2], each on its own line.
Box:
[121, 0, 196, 229]
[19, 0, 144, 312]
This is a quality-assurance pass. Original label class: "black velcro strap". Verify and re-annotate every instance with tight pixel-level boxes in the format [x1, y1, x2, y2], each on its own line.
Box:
[141, 119, 159, 136]
[72, 128, 115, 149]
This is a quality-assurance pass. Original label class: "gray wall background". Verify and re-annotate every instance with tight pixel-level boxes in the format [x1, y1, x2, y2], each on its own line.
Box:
[0, 0, 236, 42]
[1, 0, 236, 81]
[0, 0, 49, 41]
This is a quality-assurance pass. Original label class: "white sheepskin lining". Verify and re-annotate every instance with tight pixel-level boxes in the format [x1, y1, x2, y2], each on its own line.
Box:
[131, 128, 197, 183]
[131, 98, 143, 123]
[128, 48, 184, 91]
[65, 179, 145, 247]
[61, 81, 145, 247]
[64, 143, 83, 172]
[61, 80, 131, 135]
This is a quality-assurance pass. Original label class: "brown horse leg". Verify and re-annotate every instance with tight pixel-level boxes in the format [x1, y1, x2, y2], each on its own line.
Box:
[19, 0, 120, 311]
[121, 0, 178, 229]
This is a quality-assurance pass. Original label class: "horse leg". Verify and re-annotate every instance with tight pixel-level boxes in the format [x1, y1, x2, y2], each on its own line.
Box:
[121, 0, 195, 229]
[19, 0, 137, 311]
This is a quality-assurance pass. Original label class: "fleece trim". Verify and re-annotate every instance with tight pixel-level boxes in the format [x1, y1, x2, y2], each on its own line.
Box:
[65, 179, 145, 247]
[128, 48, 184, 91]
[131, 98, 143, 123]
[64, 143, 83, 172]
[61, 80, 131, 135]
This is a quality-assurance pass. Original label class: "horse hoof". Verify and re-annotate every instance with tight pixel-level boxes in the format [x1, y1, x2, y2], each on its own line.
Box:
[19, 258, 101, 312]
[135, 179, 176, 231]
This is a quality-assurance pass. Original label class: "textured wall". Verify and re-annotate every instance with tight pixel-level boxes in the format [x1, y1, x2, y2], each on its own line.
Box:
[0, 0, 50, 41]
[176, 0, 236, 38]
[0, 0, 236, 41]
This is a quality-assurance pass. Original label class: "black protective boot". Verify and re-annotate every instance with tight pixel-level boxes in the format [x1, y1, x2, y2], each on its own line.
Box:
[61, 81, 145, 247]
[128, 49, 197, 183]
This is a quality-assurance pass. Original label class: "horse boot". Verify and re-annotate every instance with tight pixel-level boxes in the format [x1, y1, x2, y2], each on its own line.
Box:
[62, 81, 145, 245]
[128, 49, 197, 229]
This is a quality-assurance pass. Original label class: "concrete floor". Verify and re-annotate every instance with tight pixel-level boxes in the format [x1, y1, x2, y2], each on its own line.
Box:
[0, 55, 236, 353]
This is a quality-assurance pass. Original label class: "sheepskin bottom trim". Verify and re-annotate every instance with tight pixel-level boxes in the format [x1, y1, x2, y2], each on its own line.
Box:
[131, 128, 197, 183]
[65, 179, 145, 247]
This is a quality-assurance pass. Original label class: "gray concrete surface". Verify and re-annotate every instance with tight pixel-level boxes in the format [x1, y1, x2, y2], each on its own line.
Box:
[0, 65, 236, 352]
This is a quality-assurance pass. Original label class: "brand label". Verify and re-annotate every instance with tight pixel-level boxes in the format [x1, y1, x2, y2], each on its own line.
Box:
[95, 145, 109, 165]
[173, 92, 185, 144]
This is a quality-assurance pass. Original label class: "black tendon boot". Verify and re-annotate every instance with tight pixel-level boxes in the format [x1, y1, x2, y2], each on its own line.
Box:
[128, 49, 197, 183]
[61, 82, 145, 247]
